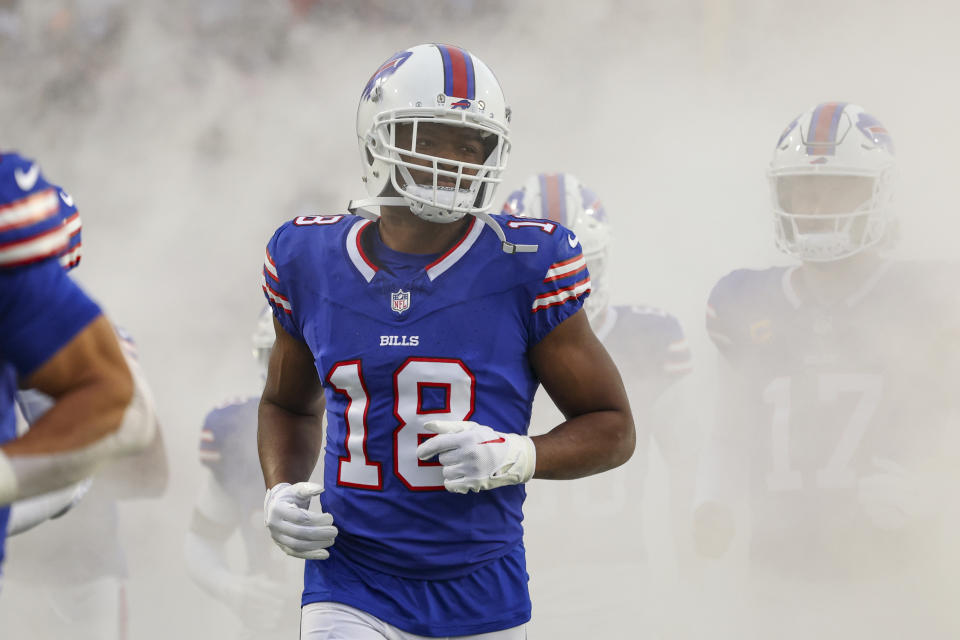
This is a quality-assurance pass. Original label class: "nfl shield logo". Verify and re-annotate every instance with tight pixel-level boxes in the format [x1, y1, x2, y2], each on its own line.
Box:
[391, 289, 411, 314]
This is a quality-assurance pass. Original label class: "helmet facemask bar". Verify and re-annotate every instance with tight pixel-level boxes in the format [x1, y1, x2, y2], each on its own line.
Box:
[768, 168, 895, 262]
[368, 109, 511, 222]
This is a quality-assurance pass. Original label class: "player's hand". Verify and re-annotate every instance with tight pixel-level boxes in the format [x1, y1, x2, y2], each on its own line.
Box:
[415, 420, 536, 494]
[263, 482, 337, 559]
[858, 457, 938, 531]
[228, 574, 286, 631]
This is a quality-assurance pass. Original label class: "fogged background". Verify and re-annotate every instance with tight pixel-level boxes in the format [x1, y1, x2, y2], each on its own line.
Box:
[1, 0, 959, 638]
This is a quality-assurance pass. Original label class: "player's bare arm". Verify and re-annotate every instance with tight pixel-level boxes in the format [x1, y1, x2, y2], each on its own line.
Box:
[529, 308, 635, 479]
[259, 319, 337, 561]
[3, 315, 132, 456]
[258, 317, 325, 488]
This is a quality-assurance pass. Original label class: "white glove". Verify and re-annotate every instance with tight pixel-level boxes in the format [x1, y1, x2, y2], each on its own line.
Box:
[263, 482, 337, 559]
[415, 420, 536, 494]
[7, 476, 93, 536]
[858, 457, 939, 531]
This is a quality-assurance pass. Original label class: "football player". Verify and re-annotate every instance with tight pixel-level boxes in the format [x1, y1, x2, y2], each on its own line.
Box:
[0, 151, 156, 590]
[259, 44, 635, 638]
[0, 154, 165, 639]
[695, 103, 960, 639]
[184, 307, 302, 639]
[501, 173, 696, 637]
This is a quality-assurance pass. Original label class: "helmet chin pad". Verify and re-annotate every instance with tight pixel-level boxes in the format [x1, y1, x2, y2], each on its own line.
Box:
[404, 184, 473, 223]
[794, 231, 854, 261]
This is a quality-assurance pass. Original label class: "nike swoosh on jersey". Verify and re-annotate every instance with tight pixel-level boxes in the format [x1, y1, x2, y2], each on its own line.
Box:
[567, 234, 579, 248]
[14, 164, 40, 191]
[478, 437, 506, 445]
[60, 191, 74, 207]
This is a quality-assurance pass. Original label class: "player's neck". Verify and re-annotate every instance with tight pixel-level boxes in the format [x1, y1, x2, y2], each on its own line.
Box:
[378, 206, 472, 255]
[796, 251, 886, 306]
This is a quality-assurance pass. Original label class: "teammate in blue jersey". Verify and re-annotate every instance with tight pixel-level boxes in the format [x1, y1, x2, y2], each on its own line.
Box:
[0, 151, 145, 588]
[185, 308, 304, 639]
[502, 173, 697, 637]
[694, 103, 960, 639]
[258, 44, 635, 639]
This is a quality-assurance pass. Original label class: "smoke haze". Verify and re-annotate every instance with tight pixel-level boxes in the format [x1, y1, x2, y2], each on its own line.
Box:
[1, 1, 959, 638]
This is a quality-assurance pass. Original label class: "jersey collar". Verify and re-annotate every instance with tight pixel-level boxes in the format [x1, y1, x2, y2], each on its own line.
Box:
[346, 216, 484, 283]
[782, 259, 894, 309]
[424, 217, 483, 281]
[346, 218, 379, 282]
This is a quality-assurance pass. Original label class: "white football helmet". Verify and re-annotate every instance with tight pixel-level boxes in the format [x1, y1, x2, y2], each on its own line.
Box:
[769, 102, 896, 262]
[501, 173, 610, 323]
[351, 44, 534, 254]
[252, 306, 275, 379]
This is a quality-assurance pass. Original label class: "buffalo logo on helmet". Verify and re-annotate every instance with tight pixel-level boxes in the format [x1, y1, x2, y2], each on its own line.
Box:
[856, 112, 895, 154]
[450, 99, 471, 110]
[361, 50, 413, 102]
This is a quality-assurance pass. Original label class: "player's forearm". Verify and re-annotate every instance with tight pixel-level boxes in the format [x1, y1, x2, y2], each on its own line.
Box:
[531, 408, 635, 479]
[4, 372, 131, 455]
[258, 398, 324, 488]
[0, 360, 156, 504]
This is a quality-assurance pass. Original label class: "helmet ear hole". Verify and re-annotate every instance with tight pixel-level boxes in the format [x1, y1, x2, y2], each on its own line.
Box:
[366, 147, 375, 166]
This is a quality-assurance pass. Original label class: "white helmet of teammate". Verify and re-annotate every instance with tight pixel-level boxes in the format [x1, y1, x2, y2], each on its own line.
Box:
[252, 307, 275, 379]
[501, 173, 611, 324]
[769, 102, 897, 262]
[352, 44, 531, 252]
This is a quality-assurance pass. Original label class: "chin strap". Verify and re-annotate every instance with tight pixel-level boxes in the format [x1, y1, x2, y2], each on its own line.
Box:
[471, 209, 538, 253]
[346, 198, 538, 254]
[347, 197, 402, 221]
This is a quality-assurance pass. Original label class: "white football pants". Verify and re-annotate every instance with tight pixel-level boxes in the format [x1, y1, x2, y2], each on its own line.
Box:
[301, 601, 526, 640]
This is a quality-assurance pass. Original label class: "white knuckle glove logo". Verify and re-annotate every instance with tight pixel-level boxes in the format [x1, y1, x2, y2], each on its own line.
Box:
[263, 482, 338, 560]
[415, 420, 536, 494]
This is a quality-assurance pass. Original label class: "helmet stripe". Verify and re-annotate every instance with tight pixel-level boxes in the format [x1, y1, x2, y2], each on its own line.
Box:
[807, 102, 847, 155]
[540, 173, 567, 224]
[436, 44, 476, 99]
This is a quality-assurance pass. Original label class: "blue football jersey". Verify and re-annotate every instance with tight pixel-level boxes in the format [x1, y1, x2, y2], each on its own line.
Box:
[262, 213, 589, 635]
[200, 396, 262, 504]
[705, 261, 960, 579]
[199, 395, 287, 577]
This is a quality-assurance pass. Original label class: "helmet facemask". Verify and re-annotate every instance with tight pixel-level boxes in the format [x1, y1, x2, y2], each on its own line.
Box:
[366, 109, 510, 223]
[769, 169, 895, 262]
